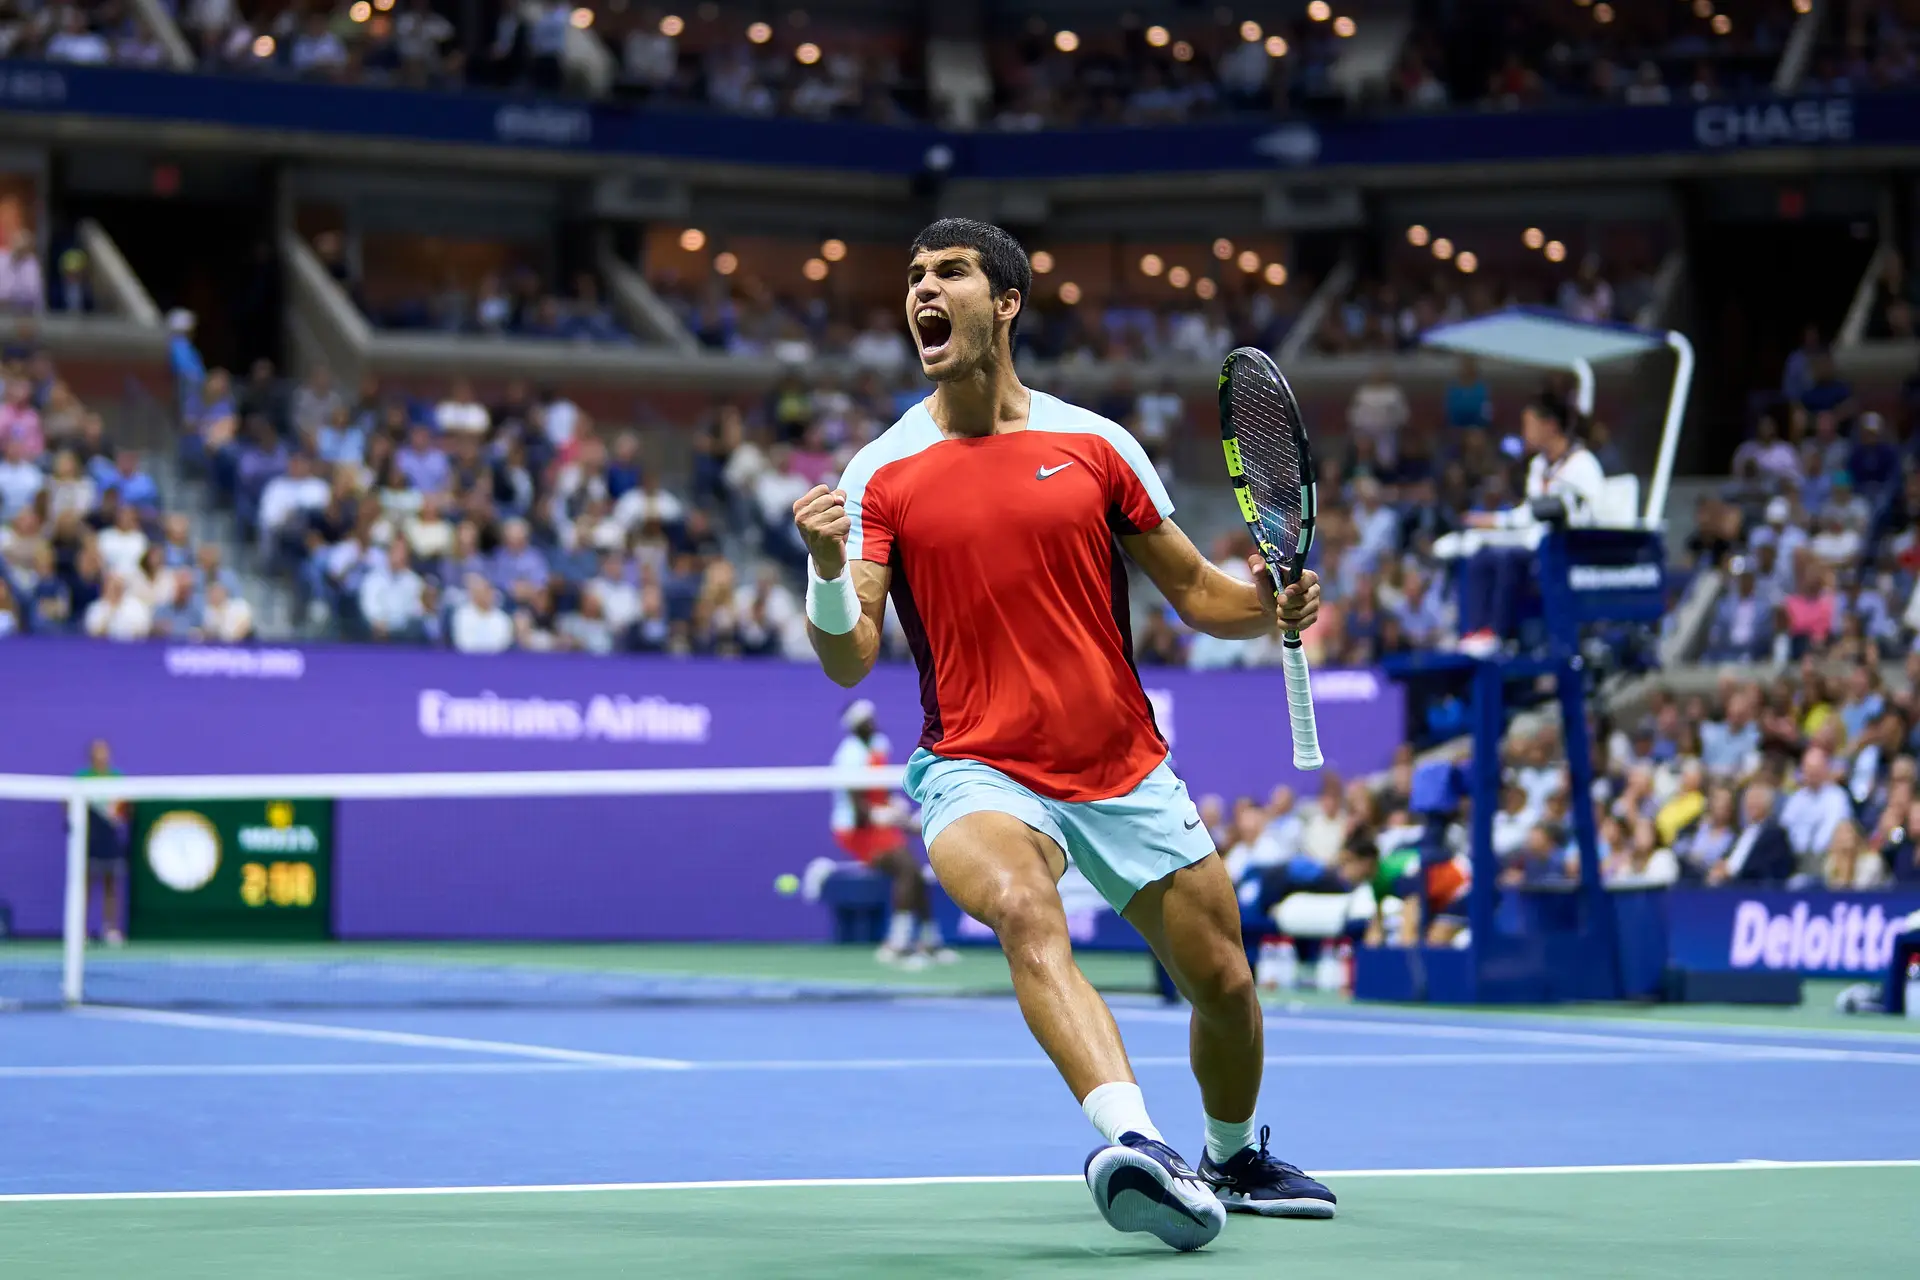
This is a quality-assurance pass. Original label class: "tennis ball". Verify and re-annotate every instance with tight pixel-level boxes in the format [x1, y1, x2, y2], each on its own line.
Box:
[774, 873, 800, 896]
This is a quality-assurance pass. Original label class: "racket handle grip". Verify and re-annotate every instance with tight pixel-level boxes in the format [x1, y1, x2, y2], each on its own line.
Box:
[1280, 635, 1323, 771]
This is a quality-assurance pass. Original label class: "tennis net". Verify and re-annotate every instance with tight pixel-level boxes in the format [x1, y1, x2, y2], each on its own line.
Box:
[0, 763, 1116, 1010]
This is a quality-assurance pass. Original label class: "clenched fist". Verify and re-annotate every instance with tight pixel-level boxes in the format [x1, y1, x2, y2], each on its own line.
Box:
[793, 485, 851, 578]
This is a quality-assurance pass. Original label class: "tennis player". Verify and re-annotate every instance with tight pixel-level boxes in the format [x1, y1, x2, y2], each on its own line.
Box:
[830, 697, 953, 968]
[794, 218, 1334, 1252]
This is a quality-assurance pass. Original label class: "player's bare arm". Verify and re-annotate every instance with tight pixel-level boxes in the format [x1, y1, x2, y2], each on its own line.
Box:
[1121, 519, 1320, 639]
[794, 483, 890, 687]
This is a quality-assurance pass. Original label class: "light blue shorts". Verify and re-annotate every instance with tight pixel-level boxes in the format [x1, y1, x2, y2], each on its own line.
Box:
[903, 749, 1216, 913]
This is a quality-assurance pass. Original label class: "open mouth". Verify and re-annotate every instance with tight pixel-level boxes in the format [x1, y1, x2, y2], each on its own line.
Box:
[914, 308, 953, 359]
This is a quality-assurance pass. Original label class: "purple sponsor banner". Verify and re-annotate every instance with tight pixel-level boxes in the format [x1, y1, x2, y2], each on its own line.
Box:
[0, 640, 1401, 940]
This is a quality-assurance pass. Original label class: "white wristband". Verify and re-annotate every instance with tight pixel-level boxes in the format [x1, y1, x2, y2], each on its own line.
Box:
[806, 559, 861, 635]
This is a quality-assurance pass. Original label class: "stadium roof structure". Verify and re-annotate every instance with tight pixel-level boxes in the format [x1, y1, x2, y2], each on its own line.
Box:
[1421, 307, 1694, 529]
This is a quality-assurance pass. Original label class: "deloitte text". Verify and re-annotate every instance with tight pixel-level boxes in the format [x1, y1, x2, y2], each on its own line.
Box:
[417, 689, 712, 744]
[1729, 899, 1900, 973]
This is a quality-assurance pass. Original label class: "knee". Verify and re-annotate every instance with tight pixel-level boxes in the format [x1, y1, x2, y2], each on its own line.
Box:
[1184, 944, 1258, 1020]
[987, 886, 1065, 962]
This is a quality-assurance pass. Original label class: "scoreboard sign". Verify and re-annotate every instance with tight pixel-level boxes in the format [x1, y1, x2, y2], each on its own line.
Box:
[129, 799, 333, 940]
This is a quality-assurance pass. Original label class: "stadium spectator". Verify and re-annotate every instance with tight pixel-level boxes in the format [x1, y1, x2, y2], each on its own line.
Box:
[0, 230, 42, 314]
[1778, 748, 1852, 869]
[198, 580, 255, 643]
[99, 448, 159, 511]
[359, 538, 429, 641]
[0, 434, 40, 517]
[258, 453, 331, 554]
[435, 378, 491, 436]
[83, 572, 153, 642]
[451, 574, 514, 653]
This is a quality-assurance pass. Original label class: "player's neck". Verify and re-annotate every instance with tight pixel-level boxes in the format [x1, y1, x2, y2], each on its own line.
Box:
[1542, 436, 1572, 465]
[930, 353, 1029, 439]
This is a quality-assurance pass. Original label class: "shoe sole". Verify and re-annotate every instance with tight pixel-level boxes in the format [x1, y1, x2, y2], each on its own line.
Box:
[1216, 1189, 1338, 1219]
[1084, 1146, 1225, 1252]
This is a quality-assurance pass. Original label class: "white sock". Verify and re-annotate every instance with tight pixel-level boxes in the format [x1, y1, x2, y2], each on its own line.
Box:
[885, 911, 915, 950]
[917, 919, 944, 948]
[1081, 1081, 1164, 1145]
[1204, 1113, 1259, 1164]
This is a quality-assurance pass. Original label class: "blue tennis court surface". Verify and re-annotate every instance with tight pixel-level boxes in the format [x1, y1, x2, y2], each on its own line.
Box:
[6, 994, 1919, 1197]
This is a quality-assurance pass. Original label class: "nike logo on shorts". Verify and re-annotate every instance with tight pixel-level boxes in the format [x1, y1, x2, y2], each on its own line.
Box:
[1036, 462, 1076, 479]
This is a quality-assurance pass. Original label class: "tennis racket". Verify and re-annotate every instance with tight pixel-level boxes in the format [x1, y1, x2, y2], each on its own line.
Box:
[1218, 346, 1323, 771]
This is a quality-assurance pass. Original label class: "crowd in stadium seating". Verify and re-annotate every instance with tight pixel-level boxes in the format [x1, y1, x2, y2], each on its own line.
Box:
[655, 277, 1303, 369]
[1317, 251, 1657, 355]
[1400, 0, 1799, 112]
[0, 337, 252, 642]
[1569, 671, 1920, 890]
[1, 0, 169, 66]
[1683, 330, 1917, 666]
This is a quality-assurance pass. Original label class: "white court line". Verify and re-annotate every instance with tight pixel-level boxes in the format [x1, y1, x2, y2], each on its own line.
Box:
[8, 1045, 1915, 1082]
[1119, 1006, 1919, 1061]
[75, 1006, 692, 1070]
[4, 1159, 1916, 1205]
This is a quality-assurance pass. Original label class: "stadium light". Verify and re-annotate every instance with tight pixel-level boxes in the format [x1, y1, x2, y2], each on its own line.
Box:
[679, 228, 706, 252]
[1240, 20, 1262, 41]
[1265, 36, 1288, 56]
[1594, 2, 1614, 22]
[1523, 227, 1545, 250]
[1145, 24, 1170, 47]
[1172, 40, 1194, 61]
[1406, 224, 1430, 247]
[820, 238, 846, 261]
[1237, 249, 1260, 272]
[1306, 1, 1330, 20]
[1432, 237, 1455, 260]
[1139, 253, 1164, 277]
[373, 0, 393, 8]
[1333, 16, 1356, 36]
[1457, 251, 1480, 274]
[1263, 262, 1287, 286]
[1196, 278, 1218, 300]
[795, 42, 820, 64]
[570, 7, 593, 29]
[1058, 281, 1082, 304]
[1054, 30, 1080, 52]
[349, 1, 370, 21]
[1212, 238, 1234, 260]
[252, 34, 274, 56]
[1792, 0, 1811, 11]
[803, 257, 828, 281]
[1168, 266, 1192, 288]
[747, 20, 771, 43]
[1030, 251, 1055, 274]
[713, 251, 738, 276]
[1711, 13, 1731, 34]
[1545, 240, 1567, 262]
[660, 13, 684, 34]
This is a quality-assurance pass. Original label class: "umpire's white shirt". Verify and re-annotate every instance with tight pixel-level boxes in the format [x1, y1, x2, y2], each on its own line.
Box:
[1493, 444, 1609, 547]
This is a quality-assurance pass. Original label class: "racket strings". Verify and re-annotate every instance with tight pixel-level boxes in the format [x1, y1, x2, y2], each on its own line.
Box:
[1228, 363, 1304, 556]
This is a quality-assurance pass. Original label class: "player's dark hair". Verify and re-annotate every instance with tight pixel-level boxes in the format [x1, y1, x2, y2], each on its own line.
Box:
[909, 218, 1030, 342]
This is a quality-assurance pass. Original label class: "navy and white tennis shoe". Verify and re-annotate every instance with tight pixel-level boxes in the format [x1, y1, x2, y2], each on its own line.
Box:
[1083, 1132, 1226, 1252]
[1197, 1125, 1337, 1218]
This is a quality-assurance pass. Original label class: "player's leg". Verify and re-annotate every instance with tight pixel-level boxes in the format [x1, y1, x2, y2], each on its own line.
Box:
[1123, 857, 1261, 1139]
[928, 812, 1131, 1098]
[906, 750, 1222, 1252]
[1072, 762, 1337, 1220]
[930, 812, 1222, 1251]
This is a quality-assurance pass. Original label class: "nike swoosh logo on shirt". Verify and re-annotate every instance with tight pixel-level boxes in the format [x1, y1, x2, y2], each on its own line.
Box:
[1036, 462, 1076, 479]
[1183, 817, 1203, 830]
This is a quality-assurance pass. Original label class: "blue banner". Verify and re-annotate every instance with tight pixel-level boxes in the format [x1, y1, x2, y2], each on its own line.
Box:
[0, 62, 1911, 178]
[1666, 889, 1920, 978]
